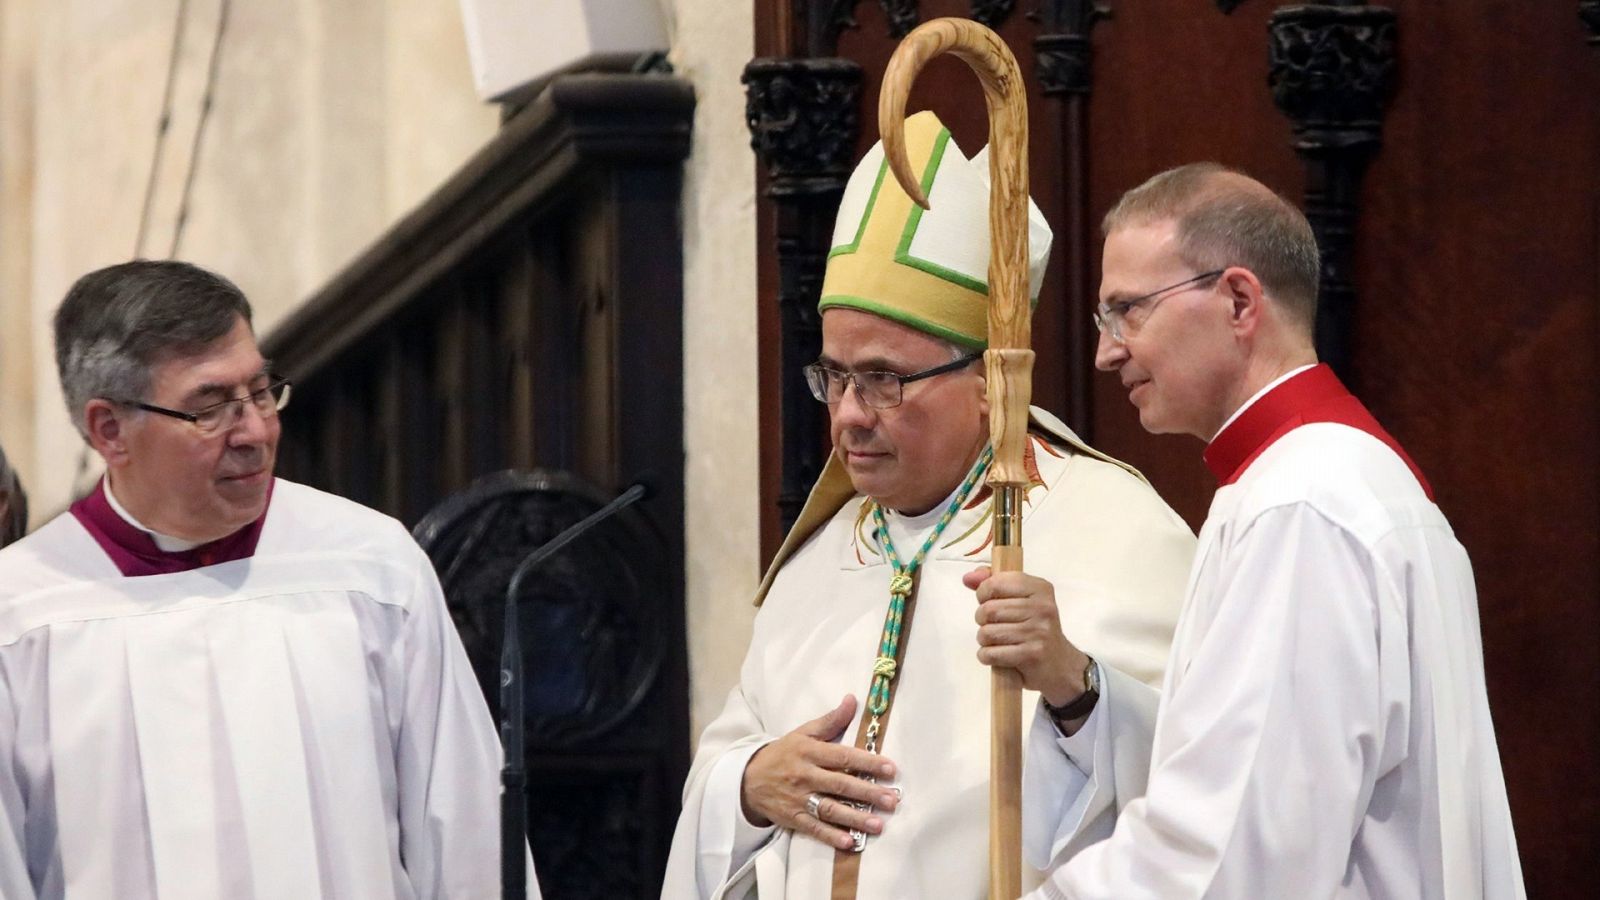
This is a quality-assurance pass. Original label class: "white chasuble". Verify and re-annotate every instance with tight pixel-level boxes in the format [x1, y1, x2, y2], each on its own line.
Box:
[664, 411, 1196, 900]
[0, 479, 527, 900]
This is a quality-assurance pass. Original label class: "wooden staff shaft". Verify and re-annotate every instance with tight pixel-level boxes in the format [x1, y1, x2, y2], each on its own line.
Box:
[880, 18, 1033, 900]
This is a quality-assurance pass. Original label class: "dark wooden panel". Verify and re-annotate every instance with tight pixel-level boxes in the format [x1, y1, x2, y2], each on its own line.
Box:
[1355, 4, 1600, 893]
[528, 217, 577, 471]
[1089, 4, 1600, 891]
[500, 240, 540, 472]
[262, 71, 695, 900]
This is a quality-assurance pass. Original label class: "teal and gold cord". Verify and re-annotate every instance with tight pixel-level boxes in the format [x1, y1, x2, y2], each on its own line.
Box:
[862, 445, 994, 723]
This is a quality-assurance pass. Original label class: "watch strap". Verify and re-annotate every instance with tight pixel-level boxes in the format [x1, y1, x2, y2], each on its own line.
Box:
[1043, 658, 1100, 721]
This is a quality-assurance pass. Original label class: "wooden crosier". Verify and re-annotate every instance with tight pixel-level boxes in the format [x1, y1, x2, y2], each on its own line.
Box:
[878, 17, 1033, 900]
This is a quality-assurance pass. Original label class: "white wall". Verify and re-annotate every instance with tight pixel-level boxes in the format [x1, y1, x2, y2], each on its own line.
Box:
[0, 0, 40, 496]
[0, 0, 499, 521]
[666, 0, 762, 741]
[0, 0, 759, 744]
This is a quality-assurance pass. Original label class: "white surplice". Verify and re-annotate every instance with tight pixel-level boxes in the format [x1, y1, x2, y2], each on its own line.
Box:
[0, 479, 532, 900]
[663, 411, 1196, 900]
[1028, 419, 1526, 899]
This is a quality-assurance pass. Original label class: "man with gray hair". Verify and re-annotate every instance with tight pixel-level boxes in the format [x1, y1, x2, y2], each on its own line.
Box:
[0, 260, 534, 899]
[972, 163, 1525, 897]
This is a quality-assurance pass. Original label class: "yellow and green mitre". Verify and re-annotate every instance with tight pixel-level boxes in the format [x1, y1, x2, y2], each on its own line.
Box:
[818, 110, 1054, 349]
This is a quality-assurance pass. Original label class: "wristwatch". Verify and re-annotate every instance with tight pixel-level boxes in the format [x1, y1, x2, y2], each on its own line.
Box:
[1043, 656, 1100, 722]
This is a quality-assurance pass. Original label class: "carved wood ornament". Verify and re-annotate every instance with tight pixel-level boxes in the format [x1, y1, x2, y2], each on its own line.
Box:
[742, 52, 862, 533]
[1260, 2, 1398, 378]
[1032, 1, 1109, 97]
[880, 0, 923, 38]
[1032, 0, 1110, 435]
[971, 0, 1018, 30]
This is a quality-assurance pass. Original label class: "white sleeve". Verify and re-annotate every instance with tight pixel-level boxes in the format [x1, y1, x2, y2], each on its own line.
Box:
[0, 657, 37, 900]
[1017, 454, 1189, 873]
[394, 540, 542, 899]
[1032, 504, 1385, 899]
[702, 742, 780, 874]
[1024, 663, 1160, 870]
[662, 680, 780, 900]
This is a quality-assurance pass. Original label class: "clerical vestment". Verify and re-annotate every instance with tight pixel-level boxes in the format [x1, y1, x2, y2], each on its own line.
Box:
[1027, 365, 1525, 899]
[0, 478, 525, 900]
[664, 409, 1195, 900]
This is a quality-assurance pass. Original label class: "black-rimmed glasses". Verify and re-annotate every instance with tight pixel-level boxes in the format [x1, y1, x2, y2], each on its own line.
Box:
[122, 377, 292, 436]
[1093, 269, 1226, 343]
[803, 353, 981, 409]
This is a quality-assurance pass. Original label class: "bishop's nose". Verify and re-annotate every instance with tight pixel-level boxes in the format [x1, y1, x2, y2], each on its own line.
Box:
[830, 380, 878, 430]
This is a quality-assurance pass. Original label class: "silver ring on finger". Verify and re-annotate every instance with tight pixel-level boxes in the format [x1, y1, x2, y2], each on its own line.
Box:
[805, 792, 824, 820]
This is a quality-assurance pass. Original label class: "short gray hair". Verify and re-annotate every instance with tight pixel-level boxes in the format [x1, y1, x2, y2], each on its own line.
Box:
[54, 260, 253, 435]
[944, 338, 976, 363]
[1103, 163, 1321, 330]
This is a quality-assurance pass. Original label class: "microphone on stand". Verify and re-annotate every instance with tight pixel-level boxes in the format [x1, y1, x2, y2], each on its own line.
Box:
[500, 477, 653, 900]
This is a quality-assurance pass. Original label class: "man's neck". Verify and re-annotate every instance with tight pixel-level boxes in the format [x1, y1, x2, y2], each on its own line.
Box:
[1212, 346, 1318, 440]
[885, 478, 964, 521]
[104, 476, 206, 550]
[887, 434, 990, 517]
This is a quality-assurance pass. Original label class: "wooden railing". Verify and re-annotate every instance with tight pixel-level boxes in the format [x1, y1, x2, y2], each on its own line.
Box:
[262, 70, 694, 899]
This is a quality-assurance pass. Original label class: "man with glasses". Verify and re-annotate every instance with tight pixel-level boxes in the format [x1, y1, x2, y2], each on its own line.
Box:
[665, 112, 1195, 899]
[0, 261, 528, 898]
[981, 164, 1524, 898]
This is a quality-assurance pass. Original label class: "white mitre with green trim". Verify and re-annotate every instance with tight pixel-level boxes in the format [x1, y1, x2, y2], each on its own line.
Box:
[819, 109, 1053, 349]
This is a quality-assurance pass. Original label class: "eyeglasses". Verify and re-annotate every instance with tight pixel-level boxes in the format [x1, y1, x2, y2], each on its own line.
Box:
[803, 353, 982, 410]
[121, 377, 293, 436]
[1093, 269, 1225, 343]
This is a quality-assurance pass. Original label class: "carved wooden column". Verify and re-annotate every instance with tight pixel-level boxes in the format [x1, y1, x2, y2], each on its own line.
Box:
[1034, 0, 1109, 436]
[970, 1, 1017, 29]
[881, 0, 923, 38]
[745, 6, 864, 534]
[1261, 2, 1397, 378]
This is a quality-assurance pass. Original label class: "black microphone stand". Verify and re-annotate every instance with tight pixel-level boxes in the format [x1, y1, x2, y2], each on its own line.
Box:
[500, 482, 649, 900]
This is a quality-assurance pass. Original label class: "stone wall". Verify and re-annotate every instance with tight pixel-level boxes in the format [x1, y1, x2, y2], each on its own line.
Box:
[666, 0, 762, 742]
[0, 0, 499, 516]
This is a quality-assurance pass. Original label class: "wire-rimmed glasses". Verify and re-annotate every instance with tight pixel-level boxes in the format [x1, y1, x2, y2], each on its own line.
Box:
[803, 354, 981, 409]
[121, 377, 293, 436]
[1093, 269, 1226, 343]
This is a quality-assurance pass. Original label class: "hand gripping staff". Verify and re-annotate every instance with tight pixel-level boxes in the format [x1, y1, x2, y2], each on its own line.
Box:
[879, 18, 1033, 900]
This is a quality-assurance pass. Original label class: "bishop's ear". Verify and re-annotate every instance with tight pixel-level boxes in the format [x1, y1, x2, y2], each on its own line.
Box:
[83, 400, 131, 466]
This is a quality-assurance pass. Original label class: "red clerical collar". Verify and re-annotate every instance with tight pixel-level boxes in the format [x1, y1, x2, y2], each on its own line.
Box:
[1202, 363, 1433, 499]
[70, 477, 273, 577]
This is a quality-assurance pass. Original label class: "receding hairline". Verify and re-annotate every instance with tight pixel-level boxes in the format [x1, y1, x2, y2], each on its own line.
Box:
[1100, 163, 1322, 329]
[1102, 165, 1291, 234]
